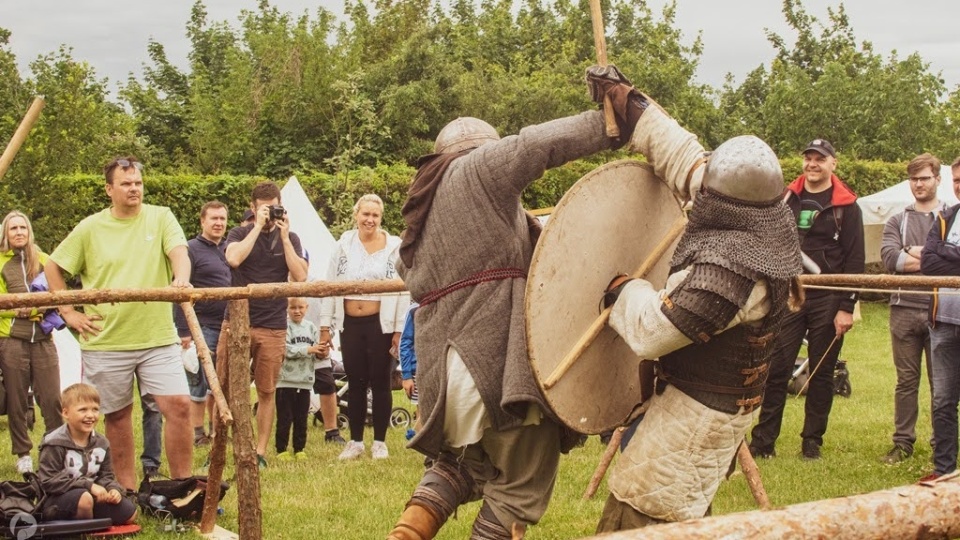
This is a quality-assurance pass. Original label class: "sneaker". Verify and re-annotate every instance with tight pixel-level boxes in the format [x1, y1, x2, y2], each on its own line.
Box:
[748, 444, 776, 459]
[194, 434, 212, 447]
[371, 441, 389, 460]
[918, 473, 941, 483]
[325, 431, 347, 445]
[880, 444, 912, 464]
[295, 451, 308, 461]
[801, 438, 821, 460]
[338, 441, 365, 460]
[257, 454, 268, 469]
[276, 451, 294, 462]
[142, 465, 159, 480]
[16, 455, 33, 474]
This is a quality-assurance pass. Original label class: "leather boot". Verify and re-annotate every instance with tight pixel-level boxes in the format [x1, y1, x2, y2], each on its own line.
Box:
[387, 504, 441, 540]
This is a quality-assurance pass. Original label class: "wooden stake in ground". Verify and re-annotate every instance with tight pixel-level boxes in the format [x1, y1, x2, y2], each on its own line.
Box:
[736, 441, 770, 510]
[199, 347, 232, 534]
[0, 96, 45, 182]
[226, 300, 262, 540]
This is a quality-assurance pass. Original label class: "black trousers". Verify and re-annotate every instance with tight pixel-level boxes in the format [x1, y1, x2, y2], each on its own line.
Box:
[340, 313, 394, 442]
[275, 388, 310, 453]
[751, 293, 845, 449]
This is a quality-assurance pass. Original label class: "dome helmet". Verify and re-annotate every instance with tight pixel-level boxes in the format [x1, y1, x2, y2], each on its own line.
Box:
[702, 135, 784, 203]
[434, 117, 500, 154]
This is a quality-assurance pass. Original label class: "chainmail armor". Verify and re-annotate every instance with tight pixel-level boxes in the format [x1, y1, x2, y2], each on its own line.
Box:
[671, 187, 801, 280]
[656, 184, 800, 414]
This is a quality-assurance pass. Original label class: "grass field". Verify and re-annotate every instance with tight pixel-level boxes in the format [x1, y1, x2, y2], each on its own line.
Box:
[0, 301, 934, 539]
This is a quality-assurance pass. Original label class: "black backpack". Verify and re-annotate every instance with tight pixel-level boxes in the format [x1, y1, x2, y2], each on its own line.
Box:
[0, 473, 45, 525]
[137, 475, 229, 521]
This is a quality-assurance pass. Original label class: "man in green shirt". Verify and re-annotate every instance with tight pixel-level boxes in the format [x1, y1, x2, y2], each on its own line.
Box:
[44, 156, 194, 490]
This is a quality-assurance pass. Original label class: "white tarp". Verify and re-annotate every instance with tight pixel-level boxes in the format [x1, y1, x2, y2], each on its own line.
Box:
[857, 165, 956, 264]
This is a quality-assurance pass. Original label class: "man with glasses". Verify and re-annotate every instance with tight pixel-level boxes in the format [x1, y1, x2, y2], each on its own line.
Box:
[879, 153, 944, 464]
[749, 139, 865, 460]
[44, 156, 194, 490]
[919, 156, 960, 481]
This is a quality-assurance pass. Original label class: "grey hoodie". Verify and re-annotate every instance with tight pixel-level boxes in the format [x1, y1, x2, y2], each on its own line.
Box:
[38, 424, 124, 496]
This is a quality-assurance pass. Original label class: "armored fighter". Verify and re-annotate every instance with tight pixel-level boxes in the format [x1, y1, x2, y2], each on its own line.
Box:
[586, 68, 805, 530]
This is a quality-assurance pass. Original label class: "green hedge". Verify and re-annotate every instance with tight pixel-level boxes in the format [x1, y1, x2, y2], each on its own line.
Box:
[11, 156, 909, 253]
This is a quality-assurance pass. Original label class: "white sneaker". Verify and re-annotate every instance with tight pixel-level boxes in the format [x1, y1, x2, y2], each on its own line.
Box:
[338, 441, 365, 460]
[371, 441, 389, 460]
[16, 455, 33, 474]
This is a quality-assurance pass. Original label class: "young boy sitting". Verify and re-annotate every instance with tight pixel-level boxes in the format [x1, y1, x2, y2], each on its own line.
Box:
[38, 383, 138, 524]
[277, 297, 330, 460]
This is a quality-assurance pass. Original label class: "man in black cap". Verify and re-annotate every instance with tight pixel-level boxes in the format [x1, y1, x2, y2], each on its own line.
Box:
[749, 138, 865, 460]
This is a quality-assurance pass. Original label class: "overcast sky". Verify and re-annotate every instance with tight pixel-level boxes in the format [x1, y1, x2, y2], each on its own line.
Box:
[4, 0, 958, 95]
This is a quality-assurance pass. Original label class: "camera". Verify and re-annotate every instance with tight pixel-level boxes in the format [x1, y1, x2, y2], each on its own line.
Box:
[268, 205, 286, 221]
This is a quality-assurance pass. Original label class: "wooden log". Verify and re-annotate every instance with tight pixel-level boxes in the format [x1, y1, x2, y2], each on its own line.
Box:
[0, 96, 45, 181]
[578, 473, 960, 540]
[799, 274, 960, 289]
[179, 302, 232, 425]
[226, 300, 261, 540]
[199, 352, 231, 534]
[0, 278, 406, 310]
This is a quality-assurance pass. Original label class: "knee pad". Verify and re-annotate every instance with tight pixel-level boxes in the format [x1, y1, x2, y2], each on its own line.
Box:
[409, 455, 477, 524]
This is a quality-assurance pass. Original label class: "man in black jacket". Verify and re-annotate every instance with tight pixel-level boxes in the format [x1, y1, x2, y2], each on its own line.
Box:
[749, 139, 865, 460]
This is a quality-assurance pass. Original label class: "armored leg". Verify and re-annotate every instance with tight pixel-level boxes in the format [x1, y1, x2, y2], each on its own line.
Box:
[388, 455, 477, 540]
[470, 503, 519, 540]
[596, 493, 666, 533]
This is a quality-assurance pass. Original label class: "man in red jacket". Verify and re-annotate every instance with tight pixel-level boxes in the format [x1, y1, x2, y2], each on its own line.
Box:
[749, 139, 865, 460]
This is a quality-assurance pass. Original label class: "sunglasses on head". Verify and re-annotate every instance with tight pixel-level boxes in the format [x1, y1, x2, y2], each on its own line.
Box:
[106, 159, 144, 173]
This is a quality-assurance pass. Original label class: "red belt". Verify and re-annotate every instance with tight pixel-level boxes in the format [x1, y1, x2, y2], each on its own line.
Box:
[418, 268, 526, 307]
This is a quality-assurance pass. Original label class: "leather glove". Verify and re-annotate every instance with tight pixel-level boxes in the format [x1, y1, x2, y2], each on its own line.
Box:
[586, 65, 633, 103]
[601, 274, 634, 309]
[585, 65, 648, 144]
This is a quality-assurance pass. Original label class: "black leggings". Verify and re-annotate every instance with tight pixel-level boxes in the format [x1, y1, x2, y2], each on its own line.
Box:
[340, 313, 394, 441]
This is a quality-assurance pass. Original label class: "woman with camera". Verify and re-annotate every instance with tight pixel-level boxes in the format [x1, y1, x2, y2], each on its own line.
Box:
[320, 194, 409, 460]
[0, 211, 64, 474]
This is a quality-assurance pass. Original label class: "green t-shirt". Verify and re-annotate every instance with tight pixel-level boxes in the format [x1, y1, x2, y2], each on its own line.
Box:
[50, 205, 188, 351]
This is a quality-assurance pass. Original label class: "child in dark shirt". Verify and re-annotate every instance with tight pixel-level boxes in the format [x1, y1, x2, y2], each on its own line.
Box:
[38, 383, 137, 524]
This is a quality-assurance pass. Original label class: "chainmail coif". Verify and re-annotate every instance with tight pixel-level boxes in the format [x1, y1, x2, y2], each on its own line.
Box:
[670, 187, 802, 279]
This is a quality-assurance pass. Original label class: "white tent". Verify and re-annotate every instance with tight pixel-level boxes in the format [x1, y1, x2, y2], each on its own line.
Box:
[858, 165, 956, 263]
[280, 176, 341, 362]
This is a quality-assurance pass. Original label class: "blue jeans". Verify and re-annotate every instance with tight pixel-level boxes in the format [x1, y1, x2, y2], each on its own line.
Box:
[140, 393, 162, 470]
[187, 325, 222, 402]
[930, 322, 960, 475]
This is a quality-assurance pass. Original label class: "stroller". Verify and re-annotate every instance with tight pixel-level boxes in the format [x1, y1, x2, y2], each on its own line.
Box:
[311, 358, 412, 430]
[787, 339, 852, 398]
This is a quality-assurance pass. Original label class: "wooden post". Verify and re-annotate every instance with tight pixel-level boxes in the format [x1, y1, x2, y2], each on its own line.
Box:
[199, 345, 231, 534]
[179, 302, 232, 424]
[0, 96, 45, 182]
[227, 300, 261, 540]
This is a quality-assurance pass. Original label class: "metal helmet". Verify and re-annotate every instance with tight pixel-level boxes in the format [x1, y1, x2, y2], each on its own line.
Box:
[434, 117, 500, 154]
[702, 135, 784, 203]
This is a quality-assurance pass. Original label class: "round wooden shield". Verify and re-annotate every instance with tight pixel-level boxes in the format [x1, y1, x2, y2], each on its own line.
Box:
[526, 159, 684, 434]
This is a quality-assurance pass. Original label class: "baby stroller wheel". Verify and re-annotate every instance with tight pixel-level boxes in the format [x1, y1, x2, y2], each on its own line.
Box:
[336, 412, 349, 429]
[390, 408, 412, 429]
